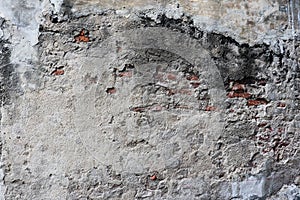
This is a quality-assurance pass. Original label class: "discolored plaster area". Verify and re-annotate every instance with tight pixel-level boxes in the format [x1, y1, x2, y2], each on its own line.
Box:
[0, 0, 300, 200]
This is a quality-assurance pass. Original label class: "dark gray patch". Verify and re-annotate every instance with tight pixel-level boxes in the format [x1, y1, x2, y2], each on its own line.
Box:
[139, 13, 273, 84]
[0, 40, 15, 106]
[61, 0, 74, 18]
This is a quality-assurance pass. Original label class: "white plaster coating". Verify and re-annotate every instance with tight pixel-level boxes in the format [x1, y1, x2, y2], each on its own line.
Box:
[232, 177, 266, 199]
[0, 0, 42, 67]
[50, 0, 64, 13]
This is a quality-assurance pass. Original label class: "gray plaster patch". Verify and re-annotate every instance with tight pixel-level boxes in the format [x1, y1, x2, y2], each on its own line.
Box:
[73, 27, 226, 173]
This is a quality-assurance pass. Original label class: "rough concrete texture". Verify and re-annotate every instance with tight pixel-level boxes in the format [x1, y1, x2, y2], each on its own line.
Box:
[0, 0, 300, 199]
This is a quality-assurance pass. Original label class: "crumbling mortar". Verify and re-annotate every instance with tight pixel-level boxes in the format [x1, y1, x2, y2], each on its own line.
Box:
[13, 7, 297, 199]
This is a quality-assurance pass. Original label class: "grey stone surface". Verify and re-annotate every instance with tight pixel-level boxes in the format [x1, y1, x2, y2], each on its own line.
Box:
[0, 0, 299, 199]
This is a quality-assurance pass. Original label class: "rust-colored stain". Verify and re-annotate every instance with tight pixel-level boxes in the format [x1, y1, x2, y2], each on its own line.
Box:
[52, 69, 64, 76]
[75, 29, 90, 42]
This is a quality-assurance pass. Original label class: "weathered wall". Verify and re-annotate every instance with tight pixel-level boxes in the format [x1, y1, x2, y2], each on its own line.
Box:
[0, 0, 299, 199]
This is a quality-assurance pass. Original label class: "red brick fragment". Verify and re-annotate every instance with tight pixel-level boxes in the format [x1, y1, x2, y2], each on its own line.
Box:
[75, 29, 90, 42]
[186, 74, 199, 81]
[277, 102, 286, 108]
[247, 99, 267, 106]
[227, 91, 251, 99]
[131, 107, 146, 113]
[118, 71, 133, 78]
[258, 122, 268, 127]
[52, 69, 64, 76]
[150, 175, 157, 180]
[167, 73, 177, 81]
[205, 106, 216, 111]
[190, 82, 200, 88]
[106, 87, 116, 94]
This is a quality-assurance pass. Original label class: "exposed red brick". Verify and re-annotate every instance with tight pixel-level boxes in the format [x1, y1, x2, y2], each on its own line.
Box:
[190, 82, 200, 88]
[247, 99, 268, 106]
[131, 107, 146, 112]
[205, 106, 216, 111]
[227, 91, 235, 98]
[186, 74, 199, 81]
[150, 175, 157, 180]
[238, 93, 251, 98]
[118, 71, 133, 78]
[258, 122, 268, 127]
[227, 91, 251, 98]
[167, 73, 177, 81]
[106, 87, 116, 94]
[277, 102, 286, 107]
[75, 29, 90, 42]
[232, 83, 245, 92]
[52, 69, 64, 76]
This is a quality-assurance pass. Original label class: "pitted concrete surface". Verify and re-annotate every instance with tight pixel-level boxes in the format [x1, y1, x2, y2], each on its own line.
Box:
[0, 0, 299, 199]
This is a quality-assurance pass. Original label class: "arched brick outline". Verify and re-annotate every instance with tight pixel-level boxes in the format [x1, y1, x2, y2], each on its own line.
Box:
[73, 27, 226, 173]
